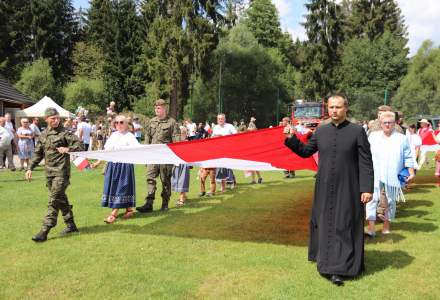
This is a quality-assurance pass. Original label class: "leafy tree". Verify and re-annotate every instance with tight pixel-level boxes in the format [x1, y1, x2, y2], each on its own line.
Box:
[138, 0, 224, 119]
[244, 0, 282, 48]
[63, 77, 106, 114]
[338, 31, 408, 119]
[393, 40, 440, 116]
[15, 59, 58, 101]
[72, 42, 105, 79]
[191, 24, 292, 126]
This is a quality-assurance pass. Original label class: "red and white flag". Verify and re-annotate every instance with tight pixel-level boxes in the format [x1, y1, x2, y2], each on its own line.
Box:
[72, 156, 90, 171]
[420, 130, 440, 154]
[72, 126, 318, 171]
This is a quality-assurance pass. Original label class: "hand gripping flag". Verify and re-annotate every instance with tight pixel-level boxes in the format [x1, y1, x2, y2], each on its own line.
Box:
[71, 126, 318, 171]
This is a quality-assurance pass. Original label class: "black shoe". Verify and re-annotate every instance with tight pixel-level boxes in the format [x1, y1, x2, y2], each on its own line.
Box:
[160, 203, 169, 211]
[330, 275, 344, 286]
[60, 223, 79, 236]
[32, 229, 49, 242]
[198, 192, 206, 197]
[257, 178, 263, 184]
[136, 203, 153, 213]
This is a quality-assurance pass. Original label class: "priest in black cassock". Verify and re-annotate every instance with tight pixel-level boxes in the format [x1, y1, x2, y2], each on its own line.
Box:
[284, 94, 374, 286]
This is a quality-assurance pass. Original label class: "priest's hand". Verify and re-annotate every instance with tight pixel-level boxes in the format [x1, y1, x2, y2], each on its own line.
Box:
[283, 125, 295, 137]
[360, 192, 372, 204]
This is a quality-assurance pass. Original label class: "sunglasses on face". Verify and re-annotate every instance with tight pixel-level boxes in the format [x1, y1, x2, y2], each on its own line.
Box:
[115, 121, 125, 125]
[382, 121, 395, 125]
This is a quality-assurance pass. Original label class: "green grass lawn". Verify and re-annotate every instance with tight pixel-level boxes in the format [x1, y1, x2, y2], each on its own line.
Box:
[0, 162, 439, 299]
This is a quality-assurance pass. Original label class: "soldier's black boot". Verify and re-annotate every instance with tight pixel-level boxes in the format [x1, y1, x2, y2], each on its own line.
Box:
[136, 202, 153, 213]
[32, 228, 50, 242]
[160, 199, 169, 211]
[60, 222, 79, 236]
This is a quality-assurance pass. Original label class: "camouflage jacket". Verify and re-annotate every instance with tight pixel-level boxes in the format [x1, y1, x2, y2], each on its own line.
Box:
[28, 126, 84, 177]
[145, 116, 180, 144]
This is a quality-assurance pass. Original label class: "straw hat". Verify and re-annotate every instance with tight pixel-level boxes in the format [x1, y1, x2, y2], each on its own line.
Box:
[419, 119, 430, 124]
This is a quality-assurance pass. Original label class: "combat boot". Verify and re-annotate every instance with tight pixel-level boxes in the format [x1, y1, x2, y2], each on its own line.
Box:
[160, 199, 169, 211]
[136, 202, 153, 213]
[60, 222, 79, 236]
[32, 228, 50, 242]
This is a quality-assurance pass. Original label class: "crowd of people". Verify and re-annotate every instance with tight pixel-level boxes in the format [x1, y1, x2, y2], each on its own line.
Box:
[1, 95, 440, 286]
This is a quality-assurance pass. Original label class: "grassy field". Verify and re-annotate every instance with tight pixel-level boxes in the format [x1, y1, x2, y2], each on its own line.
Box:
[0, 162, 439, 299]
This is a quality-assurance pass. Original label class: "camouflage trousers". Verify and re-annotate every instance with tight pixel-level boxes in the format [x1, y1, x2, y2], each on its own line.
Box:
[42, 176, 74, 230]
[145, 164, 173, 205]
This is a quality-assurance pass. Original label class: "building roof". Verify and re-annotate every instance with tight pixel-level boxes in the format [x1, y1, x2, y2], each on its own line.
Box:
[0, 74, 35, 105]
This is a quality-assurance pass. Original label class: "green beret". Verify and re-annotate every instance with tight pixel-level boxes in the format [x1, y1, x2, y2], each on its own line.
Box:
[44, 107, 59, 117]
[154, 99, 168, 106]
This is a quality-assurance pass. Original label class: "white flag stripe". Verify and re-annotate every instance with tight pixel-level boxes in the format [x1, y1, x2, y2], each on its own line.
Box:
[73, 144, 186, 165]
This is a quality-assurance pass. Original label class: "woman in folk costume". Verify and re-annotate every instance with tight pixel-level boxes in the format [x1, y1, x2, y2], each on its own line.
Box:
[91, 115, 139, 224]
[171, 126, 192, 206]
[366, 111, 415, 236]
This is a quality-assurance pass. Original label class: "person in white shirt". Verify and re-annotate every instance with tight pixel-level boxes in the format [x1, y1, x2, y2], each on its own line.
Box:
[212, 114, 237, 192]
[0, 115, 16, 170]
[78, 116, 92, 151]
[407, 124, 422, 170]
[133, 117, 143, 142]
[29, 118, 41, 146]
[185, 119, 197, 140]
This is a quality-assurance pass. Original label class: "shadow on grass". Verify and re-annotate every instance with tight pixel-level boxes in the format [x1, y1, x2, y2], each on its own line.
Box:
[365, 232, 405, 244]
[364, 250, 414, 276]
[392, 221, 438, 233]
[79, 179, 313, 246]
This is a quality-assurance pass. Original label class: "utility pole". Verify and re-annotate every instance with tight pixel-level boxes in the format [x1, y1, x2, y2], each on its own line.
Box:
[218, 60, 223, 113]
[384, 88, 388, 105]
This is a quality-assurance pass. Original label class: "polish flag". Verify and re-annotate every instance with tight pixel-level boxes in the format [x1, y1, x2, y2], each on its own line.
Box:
[420, 130, 440, 154]
[72, 156, 90, 171]
[72, 126, 318, 171]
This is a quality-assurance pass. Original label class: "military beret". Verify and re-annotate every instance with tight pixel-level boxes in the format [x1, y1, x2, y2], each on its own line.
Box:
[154, 99, 168, 106]
[44, 107, 59, 117]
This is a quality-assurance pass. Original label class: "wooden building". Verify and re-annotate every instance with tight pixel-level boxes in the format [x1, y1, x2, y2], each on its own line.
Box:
[0, 74, 35, 117]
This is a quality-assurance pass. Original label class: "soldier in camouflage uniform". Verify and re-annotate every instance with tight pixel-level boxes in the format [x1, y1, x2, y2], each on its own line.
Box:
[136, 99, 180, 213]
[26, 108, 84, 242]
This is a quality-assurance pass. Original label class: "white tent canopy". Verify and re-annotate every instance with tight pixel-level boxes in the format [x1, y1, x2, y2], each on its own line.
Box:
[15, 96, 75, 119]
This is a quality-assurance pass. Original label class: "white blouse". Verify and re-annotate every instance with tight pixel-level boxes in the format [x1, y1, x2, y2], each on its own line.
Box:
[104, 131, 139, 150]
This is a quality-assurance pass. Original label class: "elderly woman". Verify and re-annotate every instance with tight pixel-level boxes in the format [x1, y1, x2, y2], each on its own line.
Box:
[91, 115, 139, 223]
[366, 111, 415, 236]
[16, 118, 35, 170]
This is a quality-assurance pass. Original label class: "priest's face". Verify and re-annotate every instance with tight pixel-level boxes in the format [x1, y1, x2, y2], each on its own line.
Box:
[327, 96, 347, 123]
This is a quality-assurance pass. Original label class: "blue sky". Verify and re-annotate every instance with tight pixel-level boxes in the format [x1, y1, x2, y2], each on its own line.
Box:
[73, 0, 440, 56]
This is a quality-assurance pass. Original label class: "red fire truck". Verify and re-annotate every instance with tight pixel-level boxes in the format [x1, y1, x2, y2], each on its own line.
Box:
[287, 99, 328, 131]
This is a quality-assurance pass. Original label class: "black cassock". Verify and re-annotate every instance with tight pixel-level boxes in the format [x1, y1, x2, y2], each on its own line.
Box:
[285, 120, 373, 277]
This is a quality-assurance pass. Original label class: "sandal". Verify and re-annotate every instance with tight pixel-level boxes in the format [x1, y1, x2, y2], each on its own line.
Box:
[104, 213, 117, 224]
[122, 209, 134, 219]
[176, 199, 185, 207]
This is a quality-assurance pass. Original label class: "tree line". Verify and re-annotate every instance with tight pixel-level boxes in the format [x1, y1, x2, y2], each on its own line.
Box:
[1, 0, 439, 126]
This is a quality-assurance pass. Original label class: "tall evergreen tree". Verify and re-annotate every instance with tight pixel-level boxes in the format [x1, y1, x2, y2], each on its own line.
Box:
[138, 0, 224, 118]
[346, 0, 407, 41]
[244, 0, 282, 48]
[301, 0, 346, 99]
[27, 0, 78, 83]
[87, 0, 142, 111]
